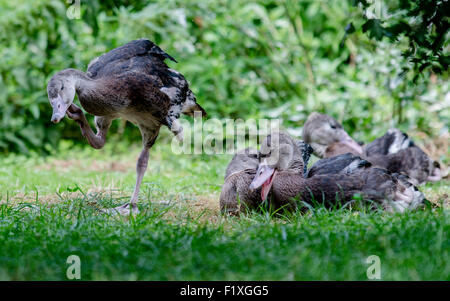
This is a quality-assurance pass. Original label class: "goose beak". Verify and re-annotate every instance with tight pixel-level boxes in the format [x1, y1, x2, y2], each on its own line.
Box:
[250, 162, 275, 201]
[50, 95, 70, 123]
[427, 162, 442, 182]
[340, 132, 364, 155]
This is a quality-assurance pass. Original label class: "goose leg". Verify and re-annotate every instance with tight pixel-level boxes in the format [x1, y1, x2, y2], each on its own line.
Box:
[105, 129, 159, 216]
[66, 104, 112, 149]
[131, 147, 150, 204]
[105, 147, 148, 215]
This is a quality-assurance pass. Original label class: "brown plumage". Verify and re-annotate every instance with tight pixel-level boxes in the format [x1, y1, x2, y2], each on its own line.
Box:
[46, 39, 206, 214]
[250, 132, 425, 213]
[302, 112, 442, 185]
[219, 148, 261, 215]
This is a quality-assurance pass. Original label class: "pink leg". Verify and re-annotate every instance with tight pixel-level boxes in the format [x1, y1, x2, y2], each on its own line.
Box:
[107, 129, 159, 215]
[130, 147, 150, 205]
[107, 147, 149, 215]
[66, 104, 112, 149]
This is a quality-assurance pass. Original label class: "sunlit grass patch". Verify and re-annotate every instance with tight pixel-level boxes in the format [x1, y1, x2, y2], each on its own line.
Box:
[0, 142, 448, 280]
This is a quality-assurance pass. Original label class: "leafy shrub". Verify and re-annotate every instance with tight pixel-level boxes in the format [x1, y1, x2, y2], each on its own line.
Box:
[0, 0, 447, 154]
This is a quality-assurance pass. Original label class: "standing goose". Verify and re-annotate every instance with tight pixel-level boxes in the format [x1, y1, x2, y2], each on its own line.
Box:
[249, 132, 424, 213]
[302, 112, 442, 185]
[47, 39, 206, 214]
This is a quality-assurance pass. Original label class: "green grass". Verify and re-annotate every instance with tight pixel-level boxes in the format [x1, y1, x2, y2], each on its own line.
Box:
[0, 137, 449, 280]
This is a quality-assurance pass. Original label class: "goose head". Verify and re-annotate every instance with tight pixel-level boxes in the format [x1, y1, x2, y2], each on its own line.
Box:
[220, 148, 260, 215]
[224, 148, 259, 179]
[407, 146, 443, 184]
[302, 112, 363, 157]
[249, 132, 311, 201]
[428, 161, 442, 182]
[47, 69, 78, 123]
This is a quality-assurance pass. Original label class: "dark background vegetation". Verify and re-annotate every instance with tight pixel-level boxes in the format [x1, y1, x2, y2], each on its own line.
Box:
[0, 0, 448, 155]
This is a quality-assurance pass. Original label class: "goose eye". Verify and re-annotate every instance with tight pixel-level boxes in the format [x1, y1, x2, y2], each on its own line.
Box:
[330, 124, 336, 129]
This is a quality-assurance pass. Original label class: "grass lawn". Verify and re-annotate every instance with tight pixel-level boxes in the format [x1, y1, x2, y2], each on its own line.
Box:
[0, 135, 449, 280]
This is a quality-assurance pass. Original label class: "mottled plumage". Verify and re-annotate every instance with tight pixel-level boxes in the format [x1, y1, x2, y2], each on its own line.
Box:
[364, 128, 412, 156]
[87, 39, 178, 79]
[46, 39, 206, 214]
[302, 112, 442, 184]
[250, 132, 425, 213]
[368, 146, 442, 185]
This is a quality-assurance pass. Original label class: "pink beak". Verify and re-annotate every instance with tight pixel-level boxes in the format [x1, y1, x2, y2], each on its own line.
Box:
[50, 95, 70, 123]
[427, 163, 442, 182]
[250, 163, 276, 201]
[340, 132, 364, 155]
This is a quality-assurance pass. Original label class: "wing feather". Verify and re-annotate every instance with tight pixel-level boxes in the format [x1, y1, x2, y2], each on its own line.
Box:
[87, 39, 177, 78]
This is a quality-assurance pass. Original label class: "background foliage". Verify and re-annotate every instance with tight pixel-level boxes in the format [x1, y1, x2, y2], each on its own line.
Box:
[350, 0, 449, 75]
[0, 0, 448, 154]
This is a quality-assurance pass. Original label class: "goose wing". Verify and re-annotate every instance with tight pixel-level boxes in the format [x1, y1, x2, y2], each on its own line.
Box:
[86, 39, 177, 79]
[364, 128, 412, 156]
[86, 39, 206, 119]
[306, 153, 371, 177]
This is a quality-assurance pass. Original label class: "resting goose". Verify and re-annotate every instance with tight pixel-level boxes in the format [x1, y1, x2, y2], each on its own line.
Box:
[47, 39, 206, 214]
[302, 112, 442, 185]
[249, 132, 425, 213]
[219, 148, 261, 215]
[306, 152, 424, 207]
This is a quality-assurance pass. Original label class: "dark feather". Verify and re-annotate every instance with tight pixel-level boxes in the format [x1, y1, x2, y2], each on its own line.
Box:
[87, 39, 176, 78]
[306, 153, 369, 177]
[149, 44, 178, 63]
[364, 128, 411, 156]
[82, 39, 205, 126]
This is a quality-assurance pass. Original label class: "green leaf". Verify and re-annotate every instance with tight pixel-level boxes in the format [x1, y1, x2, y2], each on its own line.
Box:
[4, 132, 28, 154]
[362, 19, 390, 41]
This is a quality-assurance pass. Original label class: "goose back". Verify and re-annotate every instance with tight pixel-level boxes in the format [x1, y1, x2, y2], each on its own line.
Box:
[306, 153, 371, 178]
[87, 39, 176, 78]
[83, 39, 205, 126]
[258, 132, 425, 212]
[364, 128, 412, 157]
[273, 166, 424, 212]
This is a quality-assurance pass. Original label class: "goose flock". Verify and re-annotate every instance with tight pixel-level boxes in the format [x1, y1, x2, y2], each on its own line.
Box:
[46, 39, 443, 215]
[302, 113, 442, 185]
[220, 130, 433, 215]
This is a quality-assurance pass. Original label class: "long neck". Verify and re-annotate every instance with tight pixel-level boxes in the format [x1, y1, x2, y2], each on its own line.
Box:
[62, 69, 96, 95]
[61, 69, 115, 116]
